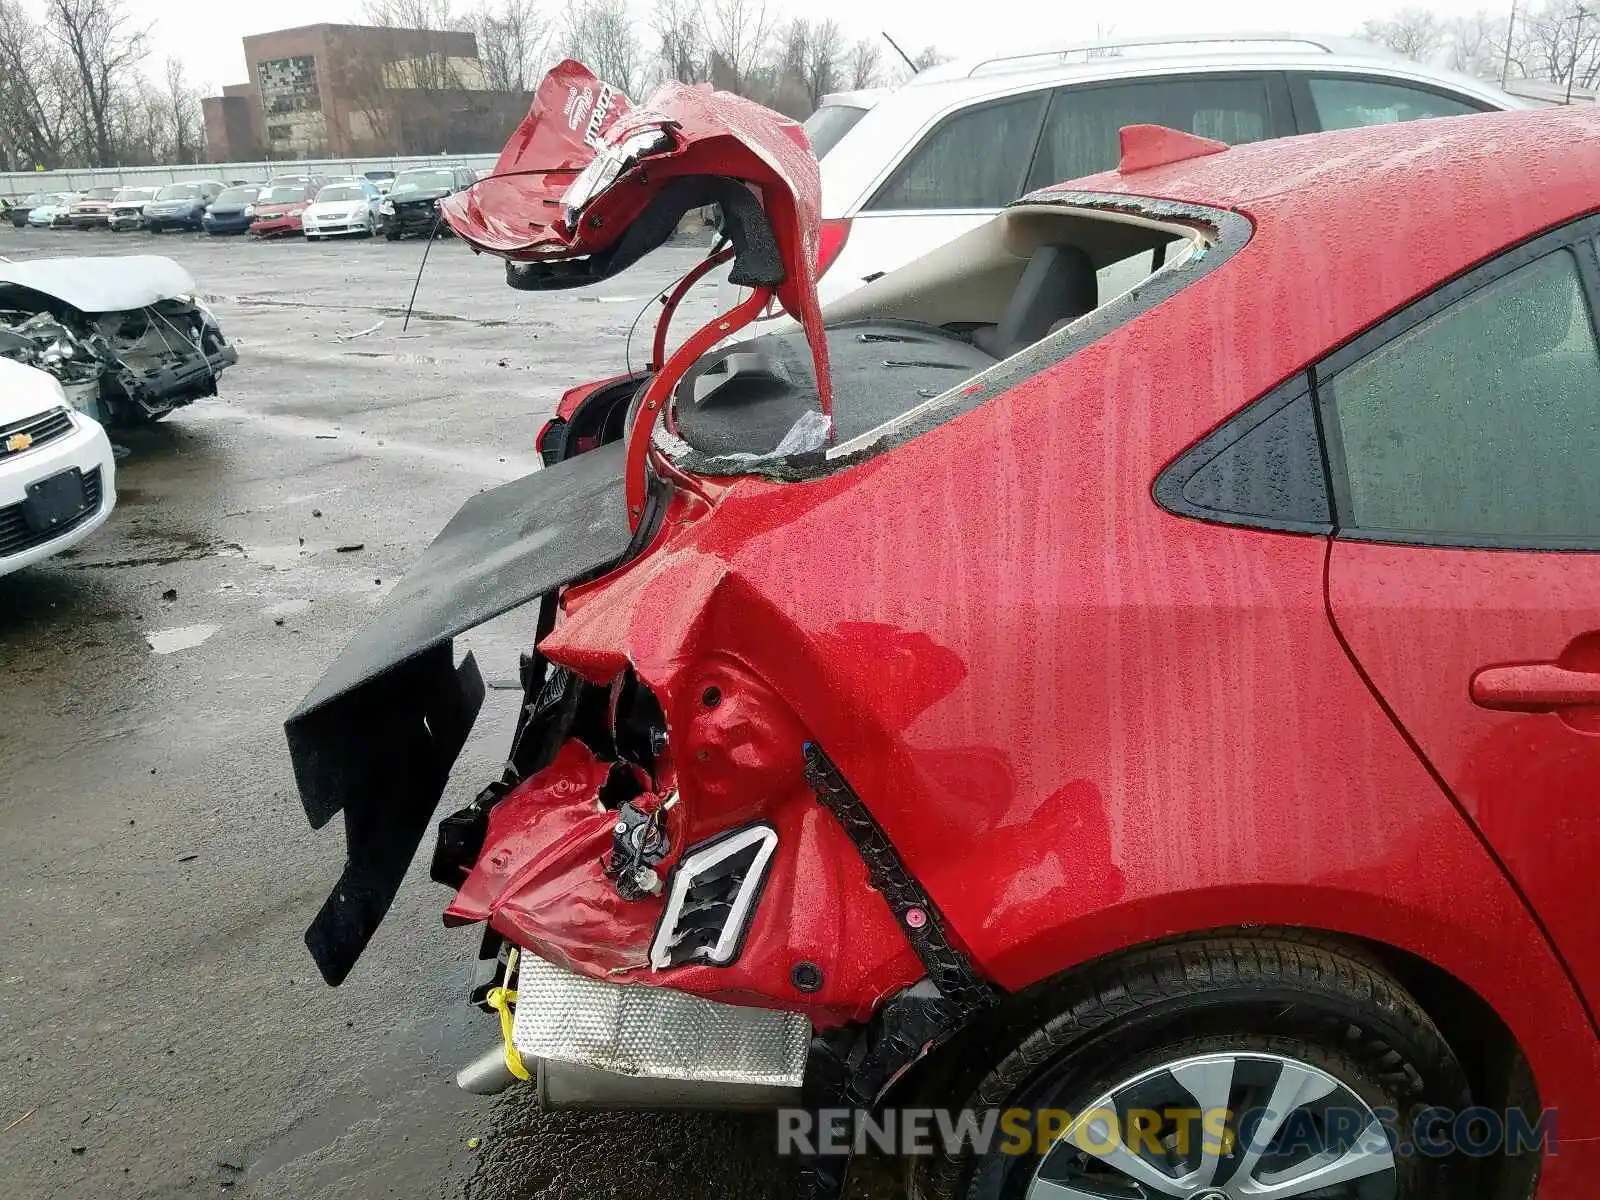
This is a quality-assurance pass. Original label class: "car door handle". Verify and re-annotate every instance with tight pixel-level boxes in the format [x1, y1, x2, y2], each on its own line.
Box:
[1470, 662, 1600, 712]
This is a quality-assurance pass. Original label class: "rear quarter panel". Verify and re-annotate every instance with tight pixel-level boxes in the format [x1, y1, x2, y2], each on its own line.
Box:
[601, 185, 1600, 1132]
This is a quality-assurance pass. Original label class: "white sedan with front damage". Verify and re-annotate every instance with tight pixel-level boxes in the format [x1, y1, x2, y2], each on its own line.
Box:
[0, 358, 115, 576]
[0, 255, 237, 427]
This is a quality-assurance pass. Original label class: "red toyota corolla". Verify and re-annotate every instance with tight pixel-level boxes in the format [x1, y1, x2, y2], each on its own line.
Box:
[287, 66, 1600, 1200]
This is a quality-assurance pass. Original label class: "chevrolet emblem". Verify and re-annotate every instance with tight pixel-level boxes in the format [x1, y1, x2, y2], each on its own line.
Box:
[5, 432, 33, 453]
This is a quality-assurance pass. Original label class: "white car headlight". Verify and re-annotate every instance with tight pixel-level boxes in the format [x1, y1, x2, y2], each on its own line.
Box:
[244, 204, 255, 217]
[379, 200, 394, 214]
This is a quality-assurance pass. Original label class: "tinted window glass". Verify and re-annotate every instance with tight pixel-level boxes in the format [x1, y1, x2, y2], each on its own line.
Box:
[1306, 77, 1483, 130]
[1325, 250, 1600, 543]
[1027, 76, 1273, 191]
[394, 169, 455, 193]
[804, 104, 870, 159]
[868, 93, 1047, 211]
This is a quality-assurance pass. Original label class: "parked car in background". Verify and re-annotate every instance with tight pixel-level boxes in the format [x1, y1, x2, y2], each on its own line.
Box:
[363, 169, 396, 195]
[201, 185, 262, 235]
[378, 165, 477, 238]
[106, 187, 158, 231]
[265, 173, 328, 196]
[7, 194, 49, 228]
[142, 181, 223, 232]
[68, 187, 120, 230]
[26, 195, 80, 228]
[0, 358, 116, 577]
[722, 32, 1530, 323]
[302, 179, 381, 239]
[249, 184, 316, 238]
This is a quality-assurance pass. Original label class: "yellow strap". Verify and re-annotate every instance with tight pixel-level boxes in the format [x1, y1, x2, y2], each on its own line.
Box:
[484, 987, 531, 1081]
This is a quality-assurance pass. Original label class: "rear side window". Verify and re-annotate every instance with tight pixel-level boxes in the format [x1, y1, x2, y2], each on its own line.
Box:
[1155, 380, 1332, 532]
[867, 93, 1048, 211]
[1323, 249, 1600, 545]
[1302, 76, 1486, 130]
[804, 104, 870, 159]
[1027, 75, 1279, 192]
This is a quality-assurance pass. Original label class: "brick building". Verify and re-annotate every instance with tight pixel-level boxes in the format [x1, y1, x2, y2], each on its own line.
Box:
[201, 24, 533, 161]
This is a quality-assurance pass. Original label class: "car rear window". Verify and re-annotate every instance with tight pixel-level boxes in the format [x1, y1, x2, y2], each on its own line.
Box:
[1304, 76, 1486, 130]
[393, 170, 454, 192]
[868, 93, 1049, 211]
[803, 104, 870, 160]
[1027, 76, 1276, 191]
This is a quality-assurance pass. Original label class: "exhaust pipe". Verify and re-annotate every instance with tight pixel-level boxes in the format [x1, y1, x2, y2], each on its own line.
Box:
[456, 1046, 518, 1096]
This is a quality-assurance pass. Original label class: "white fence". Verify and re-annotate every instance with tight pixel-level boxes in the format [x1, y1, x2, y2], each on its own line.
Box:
[1, 153, 500, 197]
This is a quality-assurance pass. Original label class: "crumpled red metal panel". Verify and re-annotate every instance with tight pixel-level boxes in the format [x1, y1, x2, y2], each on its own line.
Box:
[437, 60, 633, 254]
[439, 60, 831, 416]
[444, 740, 665, 975]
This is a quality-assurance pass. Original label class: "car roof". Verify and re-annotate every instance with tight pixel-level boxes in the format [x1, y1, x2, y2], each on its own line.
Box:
[1065, 106, 1600, 400]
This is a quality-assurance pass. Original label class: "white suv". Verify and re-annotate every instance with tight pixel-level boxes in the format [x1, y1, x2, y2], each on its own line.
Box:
[725, 33, 1527, 318]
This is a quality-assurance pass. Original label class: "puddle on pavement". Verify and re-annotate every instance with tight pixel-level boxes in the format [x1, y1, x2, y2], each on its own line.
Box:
[224, 543, 311, 569]
[145, 623, 220, 654]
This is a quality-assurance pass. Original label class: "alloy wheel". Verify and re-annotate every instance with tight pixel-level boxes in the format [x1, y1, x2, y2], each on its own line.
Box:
[1027, 1052, 1398, 1200]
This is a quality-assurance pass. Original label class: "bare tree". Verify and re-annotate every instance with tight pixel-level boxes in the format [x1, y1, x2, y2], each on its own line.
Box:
[1519, 0, 1600, 87]
[652, 0, 707, 83]
[911, 45, 951, 71]
[844, 37, 881, 89]
[564, 0, 645, 96]
[1444, 10, 1500, 75]
[0, 0, 67, 169]
[474, 0, 550, 91]
[164, 56, 201, 164]
[1358, 7, 1447, 61]
[707, 0, 773, 94]
[801, 18, 843, 107]
[46, 0, 151, 166]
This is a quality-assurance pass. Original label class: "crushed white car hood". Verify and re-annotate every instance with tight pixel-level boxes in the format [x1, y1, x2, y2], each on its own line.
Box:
[0, 256, 195, 313]
[0, 356, 71, 424]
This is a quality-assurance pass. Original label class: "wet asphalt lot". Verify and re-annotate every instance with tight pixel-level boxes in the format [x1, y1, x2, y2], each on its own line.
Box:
[0, 223, 894, 1200]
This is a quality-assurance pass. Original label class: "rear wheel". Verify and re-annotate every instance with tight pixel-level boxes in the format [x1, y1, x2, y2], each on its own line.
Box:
[911, 936, 1474, 1200]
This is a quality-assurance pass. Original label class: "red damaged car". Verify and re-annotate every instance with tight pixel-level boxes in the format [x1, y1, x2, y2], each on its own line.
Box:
[287, 62, 1600, 1200]
[249, 183, 315, 237]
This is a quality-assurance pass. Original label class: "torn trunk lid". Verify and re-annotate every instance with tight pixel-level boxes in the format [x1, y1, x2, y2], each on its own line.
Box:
[289, 61, 839, 985]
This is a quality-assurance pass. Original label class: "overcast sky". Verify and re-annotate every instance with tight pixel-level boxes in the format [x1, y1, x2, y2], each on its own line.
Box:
[21, 0, 1515, 95]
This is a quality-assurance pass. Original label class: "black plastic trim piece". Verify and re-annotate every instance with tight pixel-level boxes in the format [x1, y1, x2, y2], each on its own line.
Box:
[802, 742, 996, 1011]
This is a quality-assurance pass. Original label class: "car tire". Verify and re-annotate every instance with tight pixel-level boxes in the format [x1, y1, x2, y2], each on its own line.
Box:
[908, 935, 1474, 1200]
